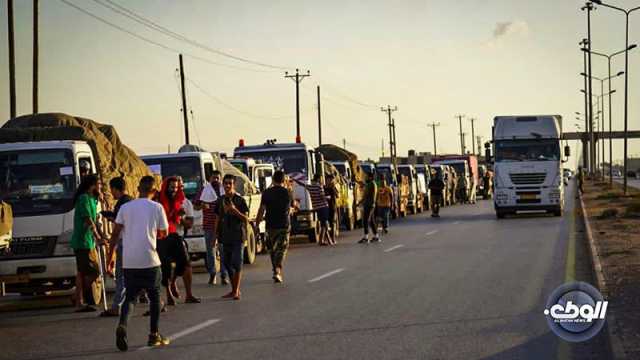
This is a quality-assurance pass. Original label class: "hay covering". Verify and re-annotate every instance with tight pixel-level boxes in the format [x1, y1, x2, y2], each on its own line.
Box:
[0, 113, 153, 209]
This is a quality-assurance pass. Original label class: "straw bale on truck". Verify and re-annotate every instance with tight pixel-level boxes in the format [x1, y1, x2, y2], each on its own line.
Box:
[0, 113, 154, 210]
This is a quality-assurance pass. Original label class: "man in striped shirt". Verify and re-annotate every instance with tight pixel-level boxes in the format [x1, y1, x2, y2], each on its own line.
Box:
[194, 170, 228, 285]
[306, 174, 330, 245]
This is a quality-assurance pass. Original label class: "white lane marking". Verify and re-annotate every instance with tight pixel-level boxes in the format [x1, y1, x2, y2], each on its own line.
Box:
[384, 244, 404, 253]
[308, 268, 345, 283]
[138, 318, 221, 351]
[426, 230, 439, 236]
[452, 221, 460, 225]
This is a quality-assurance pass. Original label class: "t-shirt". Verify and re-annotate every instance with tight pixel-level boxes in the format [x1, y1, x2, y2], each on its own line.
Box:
[260, 185, 292, 229]
[307, 183, 328, 209]
[71, 193, 98, 250]
[429, 178, 446, 196]
[176, 198, 194, 236]
[116, 198, 169, 269]
[215, 194, 249, 245]
[363, 181, 377, 207]
[199, 183, 224, 231]
[376, 186, 393, 208]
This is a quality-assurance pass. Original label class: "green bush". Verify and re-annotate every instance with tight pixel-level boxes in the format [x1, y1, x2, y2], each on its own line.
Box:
[598, 208, 618, 219]
[597, 191, 624, 200]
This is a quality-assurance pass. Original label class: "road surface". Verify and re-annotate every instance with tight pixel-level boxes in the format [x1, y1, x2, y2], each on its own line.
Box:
[0, 185, 610, 360]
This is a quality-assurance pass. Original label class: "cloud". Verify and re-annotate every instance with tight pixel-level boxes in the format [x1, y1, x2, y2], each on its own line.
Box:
[484, 20, 529, 48]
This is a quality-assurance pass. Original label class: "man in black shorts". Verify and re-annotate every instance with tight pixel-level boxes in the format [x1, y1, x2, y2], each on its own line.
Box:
[214, 174, 249, 300]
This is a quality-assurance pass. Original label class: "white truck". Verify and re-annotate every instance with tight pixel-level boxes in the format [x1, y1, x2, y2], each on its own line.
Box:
[141, 151, 262, 264]
[234, 141, 323, 243]
[487, 115, 570, 218]
[228, 157, 275, 193]
[0, 141, 98, 295]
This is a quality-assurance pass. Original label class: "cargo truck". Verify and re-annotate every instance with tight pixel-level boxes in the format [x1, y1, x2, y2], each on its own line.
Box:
[486, 115, 570, 218]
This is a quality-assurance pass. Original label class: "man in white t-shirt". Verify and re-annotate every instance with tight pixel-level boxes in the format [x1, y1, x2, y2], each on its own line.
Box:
[107, 176, 170, 351]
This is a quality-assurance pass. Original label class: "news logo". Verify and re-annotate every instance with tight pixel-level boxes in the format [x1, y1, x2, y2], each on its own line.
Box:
[543, 281, 608, 342]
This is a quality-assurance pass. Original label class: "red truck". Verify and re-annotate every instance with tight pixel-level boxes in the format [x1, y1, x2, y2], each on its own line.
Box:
[431, 154, 479, 204]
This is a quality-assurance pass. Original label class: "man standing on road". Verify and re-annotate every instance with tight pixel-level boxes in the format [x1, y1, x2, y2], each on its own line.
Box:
[577, 166, 585, 195]
[376, 177, 393, 234]
[359, 172, 379, 243]
[100, 177, 132, 317]
[109, 176, 170, 351]
[324, 174, 339, 245]
[214, 174, 250, 300]
[429, 172, 446, 218]
[256, 170, 292, 283]
[71, 174, 102, 313]
[157, 177, 200, 305]
[195, 170, 228, 286]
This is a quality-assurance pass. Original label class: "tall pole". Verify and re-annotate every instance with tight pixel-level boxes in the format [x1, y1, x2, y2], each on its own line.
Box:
[582, 43, 589, 170]
[456, 114, 465, 155]
[7, 0, 16, 119]
[608, 57, 613, 185]
[477, 136, 483, 156]
[469, 118, 476, 156]
[391, 118, 398, 167]
[381, 106, 398, 165]
[601, 79, 606, 179]
[462, 133, 467, 154]
[317, 85, 322, 146]
[343, 138, 346, 150]
[32, 0, 39, 114]
[285, 69, 311, 142]
[624, 13, 630, 193]
[586, 3, 595, 175]
[179, 54, 190, 145]
[428, 122, 440, 156]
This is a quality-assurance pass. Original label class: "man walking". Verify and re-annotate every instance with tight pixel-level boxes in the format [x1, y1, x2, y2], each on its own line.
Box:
[195, 170, 228, 285]
[376, 177, 393, 234]
[429, 172, 446, 218]
[577, 166, 585, 194]
[256, 170, 292, 283]
[71, 174, 102, 312]
[109, 176, 170, 351]
[359, 172, 378, 243]
[100, 177, 132, 317]
[214, 175, 249, 300]
[157, 177, 200, 305]
[324, 174, 339, 245]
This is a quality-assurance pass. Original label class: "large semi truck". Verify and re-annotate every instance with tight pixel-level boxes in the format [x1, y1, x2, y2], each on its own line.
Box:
[487, 115, 570, 218]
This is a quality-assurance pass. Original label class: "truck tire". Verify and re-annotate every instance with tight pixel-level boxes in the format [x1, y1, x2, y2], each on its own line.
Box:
[496, 209, 506, 219]
[552, 207, 563, 217]
[243, 225, 257, 264]
[308, 222, 320, 243]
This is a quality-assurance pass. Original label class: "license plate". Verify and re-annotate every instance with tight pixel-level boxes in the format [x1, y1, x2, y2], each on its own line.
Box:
[519, 194, 537, 200]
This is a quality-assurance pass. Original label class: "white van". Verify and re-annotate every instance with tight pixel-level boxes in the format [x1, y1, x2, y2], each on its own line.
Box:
[0, 141, 97, 294]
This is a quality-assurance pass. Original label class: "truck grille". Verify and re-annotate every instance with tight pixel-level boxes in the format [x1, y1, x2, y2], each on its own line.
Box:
[509, 173, 546, 185]
[1, 236, 57, 259]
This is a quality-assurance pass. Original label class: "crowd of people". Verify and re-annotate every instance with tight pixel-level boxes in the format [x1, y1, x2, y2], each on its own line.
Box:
[67, 166, 457, 351]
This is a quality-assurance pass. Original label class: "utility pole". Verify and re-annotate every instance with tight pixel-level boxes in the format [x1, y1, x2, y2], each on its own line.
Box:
[342, 138, 346, 150]
[428, 122, 440, 156]
[391, 118, 398, 165]
[285, 69, 311, 142]
[476, 136, 483, 156]
[456, 114, 465, 155]
[381, 138, 385, 157]
[316, 86, 322, 146]
[581, 38, 590, 171]
[381, 106, 398, 165]
[583, 2, 596, 175]
[462, 133, 467, 154]
[178, 54, 190, 145]
[469, 117, 476, 156]
[7, 0, 16, 119]
[32, 0, 39, 114]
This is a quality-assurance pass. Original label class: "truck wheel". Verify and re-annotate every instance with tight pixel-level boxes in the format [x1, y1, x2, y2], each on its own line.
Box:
[552, 207, 563, 217]
[308, 222, 320, 243]
[243, 226, 257, 264]
[496, 209, 506, 219]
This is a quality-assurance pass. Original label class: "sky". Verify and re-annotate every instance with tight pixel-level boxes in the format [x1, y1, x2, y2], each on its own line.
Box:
[1, 0, 640, 169]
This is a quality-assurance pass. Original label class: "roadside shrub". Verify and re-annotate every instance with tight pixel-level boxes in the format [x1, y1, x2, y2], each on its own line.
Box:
[598, 208, 618, 220]
[597, 191, 624, 200]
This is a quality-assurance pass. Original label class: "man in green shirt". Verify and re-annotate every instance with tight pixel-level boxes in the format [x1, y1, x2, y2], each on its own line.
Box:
[71, 174, 102, 312]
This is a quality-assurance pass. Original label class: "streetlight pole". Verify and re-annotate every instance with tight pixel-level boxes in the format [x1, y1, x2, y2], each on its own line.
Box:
[580, 39, 590, 171]
[591, 0, 640, 193]
[582, 2, 596, 175]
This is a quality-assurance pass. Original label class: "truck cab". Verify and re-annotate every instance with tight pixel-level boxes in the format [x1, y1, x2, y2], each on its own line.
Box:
[415, 164, 431, 209]
[0, 141, 97, 294]
[376, 163, 408, 218]
[328, 160, 358, 230]
[488, 115, 569, 218]
[228, 158, 275, 193]
[234, 141, 323, 243]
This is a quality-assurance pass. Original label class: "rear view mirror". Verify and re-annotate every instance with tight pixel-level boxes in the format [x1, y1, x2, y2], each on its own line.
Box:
[564, 145, 571, 157]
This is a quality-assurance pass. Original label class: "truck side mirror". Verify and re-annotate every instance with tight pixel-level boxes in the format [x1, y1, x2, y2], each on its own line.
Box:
[564, 145, 571, 157]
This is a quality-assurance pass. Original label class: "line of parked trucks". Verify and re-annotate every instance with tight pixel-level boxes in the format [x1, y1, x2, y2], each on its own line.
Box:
[3, 112, 575, 300]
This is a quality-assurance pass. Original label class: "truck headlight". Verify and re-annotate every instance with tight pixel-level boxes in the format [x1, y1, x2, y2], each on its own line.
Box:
[54, 230, 74, 256]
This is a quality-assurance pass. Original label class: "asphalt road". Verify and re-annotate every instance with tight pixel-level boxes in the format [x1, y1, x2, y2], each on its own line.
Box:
[0, 184, 610, 360]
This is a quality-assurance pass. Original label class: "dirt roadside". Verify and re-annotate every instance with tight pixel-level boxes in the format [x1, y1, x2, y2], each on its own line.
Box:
[581, 180, 640, 358]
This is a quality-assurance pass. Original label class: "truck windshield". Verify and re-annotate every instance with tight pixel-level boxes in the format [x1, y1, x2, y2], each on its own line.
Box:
[446, 163, 466, 176]
[376, 167, 394, 185]
[236, 150, 308, 176]
[398, 168, 414, 183]
[332, 163, 347, 178]
[230, 162, 248, 177]
[495, 140, 560, 162]
[0, 149, 76, 217]
[143, 157, 202, 200]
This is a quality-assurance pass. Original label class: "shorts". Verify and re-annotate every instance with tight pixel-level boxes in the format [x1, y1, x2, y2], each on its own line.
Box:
[317, 207, 330, 225]
[74, 248, 99, 276]
[222, 241, 243, 276]
[158, 233, 191, 287]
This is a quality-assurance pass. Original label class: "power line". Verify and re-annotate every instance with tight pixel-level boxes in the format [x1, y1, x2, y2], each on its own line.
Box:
[59, 0, 273, 73]
[93, 0, 291, 71]
[185, 77, 298, 121]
